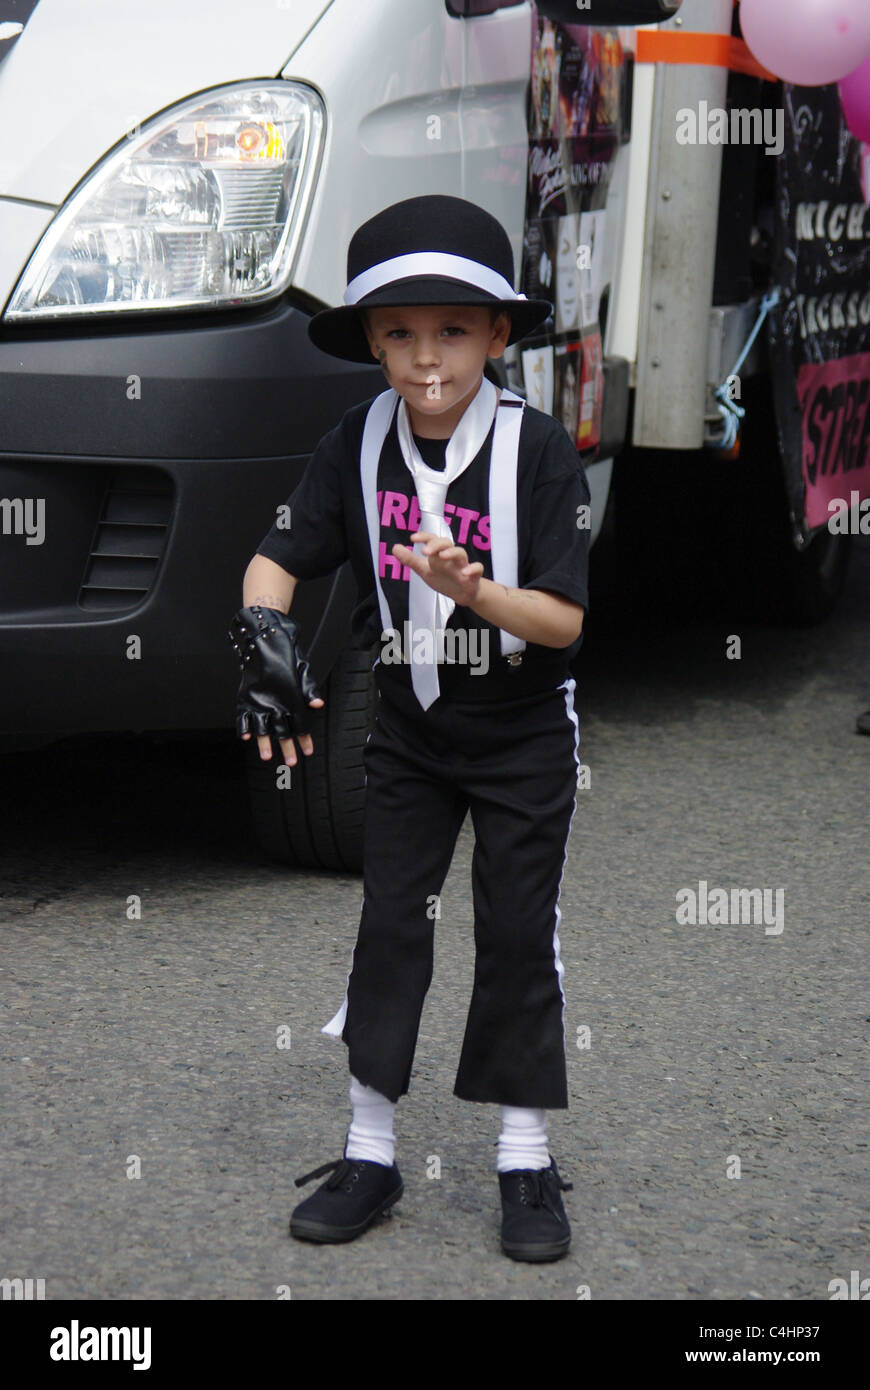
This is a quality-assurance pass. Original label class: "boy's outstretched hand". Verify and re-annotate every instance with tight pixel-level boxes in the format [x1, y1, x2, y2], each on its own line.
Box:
[242, 704, 324, 766]
[229, 604, 325, 766]
[392, 532, 484, 606]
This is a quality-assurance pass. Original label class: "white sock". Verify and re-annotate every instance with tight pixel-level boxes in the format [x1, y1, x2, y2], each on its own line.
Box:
[344, 1073, 396, 1167]
[497, 1105, 550, 1172]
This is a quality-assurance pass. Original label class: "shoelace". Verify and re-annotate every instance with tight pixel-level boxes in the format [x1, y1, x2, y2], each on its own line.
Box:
[294, 1158, 363, 1191]
[518, 1166, 573, 1212]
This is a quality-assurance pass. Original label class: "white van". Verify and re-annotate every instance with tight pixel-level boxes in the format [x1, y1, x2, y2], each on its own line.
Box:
[7, 1, 848, 871]
[1, 0, 679, 865]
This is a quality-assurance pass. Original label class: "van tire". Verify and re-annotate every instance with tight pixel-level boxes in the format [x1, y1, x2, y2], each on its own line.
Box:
[244, 643, 377, 872]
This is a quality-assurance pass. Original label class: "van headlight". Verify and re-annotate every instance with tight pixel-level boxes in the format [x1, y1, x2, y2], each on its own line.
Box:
[4, 82, 324, 321]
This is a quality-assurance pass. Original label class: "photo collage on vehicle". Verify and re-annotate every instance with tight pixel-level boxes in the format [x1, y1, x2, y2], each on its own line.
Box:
[514, 11, 627, 458]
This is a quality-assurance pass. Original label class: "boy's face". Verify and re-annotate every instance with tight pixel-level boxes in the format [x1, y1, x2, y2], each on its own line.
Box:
[362, 303, 510, 437]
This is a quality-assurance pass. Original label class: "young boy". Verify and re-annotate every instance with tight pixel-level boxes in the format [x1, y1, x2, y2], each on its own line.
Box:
[230, 194, 591, 1262]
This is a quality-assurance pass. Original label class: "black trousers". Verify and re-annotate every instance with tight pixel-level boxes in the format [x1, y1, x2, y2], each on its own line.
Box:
[325, 672, 581, 1109]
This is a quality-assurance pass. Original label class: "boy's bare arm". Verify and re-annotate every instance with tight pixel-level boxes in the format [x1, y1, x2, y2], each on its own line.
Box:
[467, 579, 584, 648]
[392, 535, 584, 647]
[242, 553, 298, 612]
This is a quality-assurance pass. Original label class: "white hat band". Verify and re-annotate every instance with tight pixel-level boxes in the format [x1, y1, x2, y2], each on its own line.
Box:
[344, 251, 527, 307]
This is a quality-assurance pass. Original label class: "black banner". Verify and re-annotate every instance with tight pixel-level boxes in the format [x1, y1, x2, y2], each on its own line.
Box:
[767, 84, 870, 537]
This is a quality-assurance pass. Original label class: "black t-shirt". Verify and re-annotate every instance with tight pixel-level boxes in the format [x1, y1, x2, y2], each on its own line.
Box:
[256, 392, 591, 703]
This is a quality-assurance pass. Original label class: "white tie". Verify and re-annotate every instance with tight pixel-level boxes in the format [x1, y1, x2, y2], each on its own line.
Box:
[396, 378, 500, 709]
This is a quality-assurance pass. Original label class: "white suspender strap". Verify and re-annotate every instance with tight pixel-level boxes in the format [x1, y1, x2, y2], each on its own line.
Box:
[360, 384, 527, 662]
[361, 388, 400, 640]
[490, 388, 527, 658]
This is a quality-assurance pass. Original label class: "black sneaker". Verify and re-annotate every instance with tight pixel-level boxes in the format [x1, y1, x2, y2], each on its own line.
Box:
[857, 709, 870, 736]
[498, 1155, 573, 1262]
[289, 1149, 403, 1244]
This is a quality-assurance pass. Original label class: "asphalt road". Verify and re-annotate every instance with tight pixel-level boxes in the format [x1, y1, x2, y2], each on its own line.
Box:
[1, 539, 868, 1301]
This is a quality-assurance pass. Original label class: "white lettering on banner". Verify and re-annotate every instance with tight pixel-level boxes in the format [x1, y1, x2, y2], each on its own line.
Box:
[794, 291, 870, 340]
[795, 201, 868, 243]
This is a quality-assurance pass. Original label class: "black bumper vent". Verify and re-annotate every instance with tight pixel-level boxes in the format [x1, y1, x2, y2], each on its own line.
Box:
[78, 467, 174, 611]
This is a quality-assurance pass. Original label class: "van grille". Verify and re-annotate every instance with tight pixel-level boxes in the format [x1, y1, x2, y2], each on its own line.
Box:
[78, 467, 173, 611]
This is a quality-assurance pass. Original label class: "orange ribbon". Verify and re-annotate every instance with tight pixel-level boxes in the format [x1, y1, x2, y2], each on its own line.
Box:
[635, 30, 780, 83]
[636, 1, 780, 86]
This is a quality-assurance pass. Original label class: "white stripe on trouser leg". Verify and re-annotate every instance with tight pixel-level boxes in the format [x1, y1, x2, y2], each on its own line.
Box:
[497, 1106, 550, 1172]
[552, 677, 581, 1053]
[322, 709, 377, 1038]
[345, 1073, 396, 1167]
[495, 681, 578, 1138]
[321, 894, 362, 1037]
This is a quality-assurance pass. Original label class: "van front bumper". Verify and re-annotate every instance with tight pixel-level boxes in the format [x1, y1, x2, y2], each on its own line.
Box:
[0, 297, 381, 742]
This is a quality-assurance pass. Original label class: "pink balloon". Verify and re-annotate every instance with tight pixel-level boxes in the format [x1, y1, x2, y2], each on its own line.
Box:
[839, 50, 870, 143]
[740, 0, 870, 87]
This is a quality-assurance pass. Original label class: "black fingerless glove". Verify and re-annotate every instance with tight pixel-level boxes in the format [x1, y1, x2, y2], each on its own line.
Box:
[228, 605, 323, 741]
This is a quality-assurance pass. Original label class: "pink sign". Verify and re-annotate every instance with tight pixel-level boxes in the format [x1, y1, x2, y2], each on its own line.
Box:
[796, 352, 870, 529]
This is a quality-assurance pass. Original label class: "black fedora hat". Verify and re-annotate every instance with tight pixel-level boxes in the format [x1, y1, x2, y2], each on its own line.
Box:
[307, 194, 554, 365]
